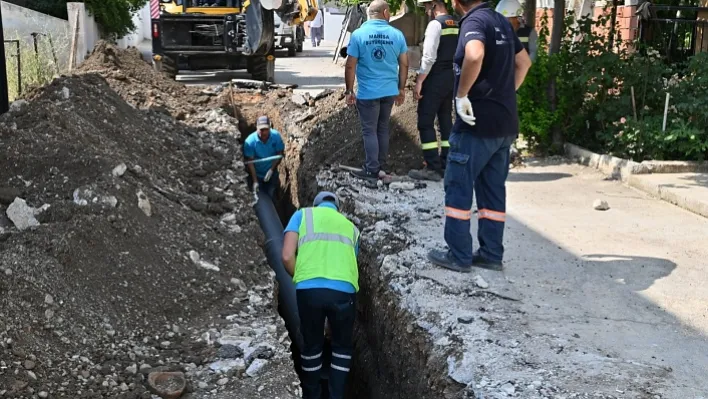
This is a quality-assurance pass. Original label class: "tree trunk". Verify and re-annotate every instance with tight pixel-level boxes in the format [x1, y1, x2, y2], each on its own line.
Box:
[549, 0, 566, 149]
[549, 0, 565, 55]
[607, 0, 620, 52]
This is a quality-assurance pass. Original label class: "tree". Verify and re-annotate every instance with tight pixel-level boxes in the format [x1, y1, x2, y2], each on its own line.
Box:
[548, 0, 565, 148]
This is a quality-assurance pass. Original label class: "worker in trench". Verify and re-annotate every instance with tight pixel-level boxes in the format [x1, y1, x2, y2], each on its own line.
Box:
[344, 0, 409, 181]
[281, 192, 360, 399]
[408, 0, 460, 182]
[496, 0, 538, 61]
[243, 115, 285, 199]
[427, 0, 532, 272]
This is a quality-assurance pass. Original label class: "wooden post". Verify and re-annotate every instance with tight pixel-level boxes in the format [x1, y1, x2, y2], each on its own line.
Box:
[69, 8, 80, 71]
[0, 4, 9, 113]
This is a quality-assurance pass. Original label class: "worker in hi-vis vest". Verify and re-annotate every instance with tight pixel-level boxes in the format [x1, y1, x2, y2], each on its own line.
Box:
[282, 191, 360, 399]
[408, 0, 460, 182]
[496, 0, 538, 61]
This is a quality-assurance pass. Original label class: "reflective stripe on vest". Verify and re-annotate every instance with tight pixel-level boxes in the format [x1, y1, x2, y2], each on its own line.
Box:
[429, 15, 458, 75]
[519, 37, 529, 42]
[298, 208, 358, 248]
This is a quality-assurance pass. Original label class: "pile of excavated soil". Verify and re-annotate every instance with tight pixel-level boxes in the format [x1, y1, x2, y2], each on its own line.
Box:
[0, 73, 295, 398]
[74, 41, 224, 121]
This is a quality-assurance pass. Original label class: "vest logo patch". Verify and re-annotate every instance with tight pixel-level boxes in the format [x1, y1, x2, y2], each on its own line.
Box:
[445, 19, 456, 26]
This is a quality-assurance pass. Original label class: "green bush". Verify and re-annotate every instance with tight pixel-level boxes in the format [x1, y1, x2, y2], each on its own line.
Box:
[517, 14, 556, 151]
[518, 9, 708, 161]
[84, 0, 149, 39]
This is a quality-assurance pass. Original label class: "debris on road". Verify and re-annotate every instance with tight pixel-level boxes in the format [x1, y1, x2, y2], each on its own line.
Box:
[593, 199, 610, 211]
[473, 275, 490, 289]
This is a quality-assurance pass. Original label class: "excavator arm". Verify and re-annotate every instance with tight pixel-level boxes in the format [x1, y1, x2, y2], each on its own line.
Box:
[261, 0, 317, 26]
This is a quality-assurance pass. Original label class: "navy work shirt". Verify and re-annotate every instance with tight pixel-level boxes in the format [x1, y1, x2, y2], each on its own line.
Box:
[453, 3, 524, 138]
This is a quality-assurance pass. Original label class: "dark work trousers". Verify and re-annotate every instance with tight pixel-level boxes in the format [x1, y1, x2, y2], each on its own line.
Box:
[246, 173, 279, 200]
[356, 96, 396, 174]
[297, 288, 356, 399]
[417, 71, 453, 172]
[444, 132, 515, 265]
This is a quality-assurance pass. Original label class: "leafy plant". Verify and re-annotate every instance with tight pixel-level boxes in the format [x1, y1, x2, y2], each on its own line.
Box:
[517, 6, 708, 161]
[83, 0, 149, 40]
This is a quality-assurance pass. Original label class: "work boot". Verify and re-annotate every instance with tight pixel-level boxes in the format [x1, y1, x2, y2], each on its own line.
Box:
[408, 167, 442, 182]
[472, 251, 504, 271]
[427, 250, 472, 273]
[350, 168, 378, 182]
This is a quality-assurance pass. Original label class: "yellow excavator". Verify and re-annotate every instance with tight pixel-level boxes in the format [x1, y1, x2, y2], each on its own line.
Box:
[151, 0, 317, 82]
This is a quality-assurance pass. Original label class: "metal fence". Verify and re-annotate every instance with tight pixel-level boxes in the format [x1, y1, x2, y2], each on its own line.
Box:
[638, 4, 708, 63]
[4, 39, 21, 96]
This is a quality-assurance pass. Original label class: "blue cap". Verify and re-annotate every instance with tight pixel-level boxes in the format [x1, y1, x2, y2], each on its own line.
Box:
[256, 115, 270, 130]
[313, 191, 339, 209]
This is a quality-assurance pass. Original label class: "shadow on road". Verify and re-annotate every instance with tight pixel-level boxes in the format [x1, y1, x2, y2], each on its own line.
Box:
[507, 172, 573, 182]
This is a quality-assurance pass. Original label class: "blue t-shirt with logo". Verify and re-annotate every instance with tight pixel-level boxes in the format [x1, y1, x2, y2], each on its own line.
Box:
[243, 129, 285, 179]
[347, 20, 408, 100]
[284, 202, 359, 293]
[453, 3, 523, 137]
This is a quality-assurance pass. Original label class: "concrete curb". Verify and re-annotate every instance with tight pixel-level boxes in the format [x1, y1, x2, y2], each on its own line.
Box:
[564, 143, 708, 219]
[564, 143, 708, 180]
[627, 175, 708, 219]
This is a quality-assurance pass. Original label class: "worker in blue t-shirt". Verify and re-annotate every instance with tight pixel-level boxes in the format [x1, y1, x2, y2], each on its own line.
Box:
[344, 0, 409, 181]
[243, 115, 285, 199]
[427, 0, 531, 273]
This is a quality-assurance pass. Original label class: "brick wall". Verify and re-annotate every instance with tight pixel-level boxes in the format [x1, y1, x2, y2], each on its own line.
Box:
[533, 5, 639, 48]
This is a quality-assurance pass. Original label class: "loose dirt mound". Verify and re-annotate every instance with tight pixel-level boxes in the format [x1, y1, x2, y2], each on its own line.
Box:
[0, 72, 289, 398]
[74, 41, 224, 120]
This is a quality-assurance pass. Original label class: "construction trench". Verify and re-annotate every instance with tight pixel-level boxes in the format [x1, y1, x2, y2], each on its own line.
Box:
[2, 43, 683, 399]
[231, 79, 456, 399]
[0, 42, 461, 399]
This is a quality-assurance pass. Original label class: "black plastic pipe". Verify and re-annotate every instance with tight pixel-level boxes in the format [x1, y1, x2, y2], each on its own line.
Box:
[253, 189, 304, 350]
[253, 189, 332, 394]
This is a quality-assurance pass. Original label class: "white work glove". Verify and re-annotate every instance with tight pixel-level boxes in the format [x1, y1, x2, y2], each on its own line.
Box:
[252, 182, 259, 193]
[455, 96, 476, 127]
[264, 169, 273, 183]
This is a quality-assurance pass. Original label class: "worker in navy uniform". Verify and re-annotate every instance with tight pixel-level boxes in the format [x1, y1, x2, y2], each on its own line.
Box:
[408, 0, 460, 181]
[427, 0, 531, 272]
[282, 192, 360, 399]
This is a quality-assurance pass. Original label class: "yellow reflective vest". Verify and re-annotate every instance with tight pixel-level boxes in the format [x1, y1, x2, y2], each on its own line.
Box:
[293, 207, 360, 292]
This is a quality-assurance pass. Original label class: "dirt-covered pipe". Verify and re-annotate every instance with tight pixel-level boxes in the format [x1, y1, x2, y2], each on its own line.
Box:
[253, 188, 304, 350]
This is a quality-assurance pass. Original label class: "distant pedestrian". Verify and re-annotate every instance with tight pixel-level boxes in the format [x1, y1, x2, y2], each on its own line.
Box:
[310, 9, 324, 46]
[344, 0, 409, 181]
[282, 191, 360, 399]
[243, 116, 285, 199]
[427, 0, 531, 272]
[408, 0, 459, 182]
